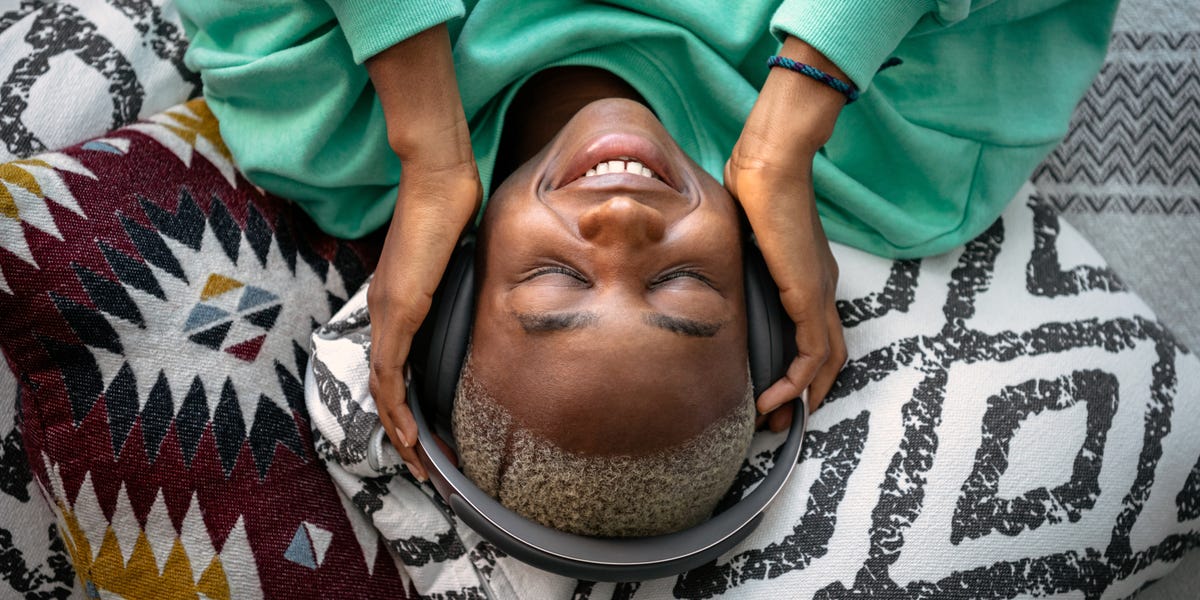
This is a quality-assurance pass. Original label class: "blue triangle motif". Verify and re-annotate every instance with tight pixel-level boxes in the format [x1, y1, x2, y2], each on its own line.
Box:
[184, 304, 230, 331]
[238, 286, 279, 312]
[82, 140, 124, 154]
[284, 525, 316, 569]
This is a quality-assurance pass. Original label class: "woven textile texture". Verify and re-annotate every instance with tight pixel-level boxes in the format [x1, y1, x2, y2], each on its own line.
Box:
[308, 188, 1200, 599]
[0, 99, 418, 598]
[1, 2, 200, 594]
[1031, 0, 1200, 353]
[1, 0, 1198, 597]
[0, 0, 199, 163]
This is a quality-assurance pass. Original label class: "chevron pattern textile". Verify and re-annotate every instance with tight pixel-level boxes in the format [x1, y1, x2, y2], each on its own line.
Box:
[0, 98, 421, 597]
[1029, 0, 1200, 372]
[2, 0, 1199, 598]
[1032, 31, 1199, 216]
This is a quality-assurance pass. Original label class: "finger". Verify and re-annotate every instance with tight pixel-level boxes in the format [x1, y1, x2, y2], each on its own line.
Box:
[756, 313, 828, 414]
[371, 378, 427, 481]
[806, 307, 848, 410]
[755, 337, 827, 415]
[768, 401, 794, 433]
[368, 335, 426, 481]
[755, 412, 769, 430]
[369, 347, 414, 448]
[755, 365, 805, 416]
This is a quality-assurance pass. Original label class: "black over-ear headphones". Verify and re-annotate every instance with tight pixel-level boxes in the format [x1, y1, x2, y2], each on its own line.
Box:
[406, 233, 805, 582]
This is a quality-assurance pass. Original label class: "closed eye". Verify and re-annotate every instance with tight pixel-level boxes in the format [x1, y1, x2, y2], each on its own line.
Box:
[524, 265, 588, 283]
[652, 269, 715, 288]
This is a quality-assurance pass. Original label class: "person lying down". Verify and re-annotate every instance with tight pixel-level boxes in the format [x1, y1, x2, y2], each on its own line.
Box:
[181, 0, 1119, 545]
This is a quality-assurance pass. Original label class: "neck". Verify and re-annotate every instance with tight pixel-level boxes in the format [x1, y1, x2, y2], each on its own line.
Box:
[495, 67, 646, 184]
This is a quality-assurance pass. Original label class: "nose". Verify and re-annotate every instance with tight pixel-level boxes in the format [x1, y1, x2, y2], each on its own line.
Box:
[578, 196, 666, 248]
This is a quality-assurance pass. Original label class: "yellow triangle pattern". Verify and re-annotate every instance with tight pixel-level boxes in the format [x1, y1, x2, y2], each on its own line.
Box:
[0, 162, 44, 219]
[55, 501, 233, 600]
[201, 273, 244, 300]
[163, 100, 232, 161]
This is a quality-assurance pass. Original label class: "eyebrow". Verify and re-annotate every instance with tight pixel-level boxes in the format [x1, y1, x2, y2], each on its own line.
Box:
[515, 311, 599, 333]
[514, 311, 723, 338]
[642, 313, 724, 338]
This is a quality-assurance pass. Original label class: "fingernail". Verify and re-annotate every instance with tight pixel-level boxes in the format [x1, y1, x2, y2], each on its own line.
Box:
[403, 461, 427, 482]
[395, 426, 413, 448]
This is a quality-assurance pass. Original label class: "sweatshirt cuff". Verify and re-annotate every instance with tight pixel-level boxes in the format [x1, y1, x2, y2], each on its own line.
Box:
[325, 0, 465, 64]
[770, 0, 937, 92]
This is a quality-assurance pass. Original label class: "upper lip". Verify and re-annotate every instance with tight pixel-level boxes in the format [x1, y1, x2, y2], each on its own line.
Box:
[553, 132, 682, 193]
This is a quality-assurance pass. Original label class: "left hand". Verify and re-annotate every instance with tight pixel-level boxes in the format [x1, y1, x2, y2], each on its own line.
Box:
[725, 36, 850, 431]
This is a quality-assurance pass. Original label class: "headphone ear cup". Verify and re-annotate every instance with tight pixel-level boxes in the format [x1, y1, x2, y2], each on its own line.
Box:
[742, 241, 797, 398]
[413, 238, 476, 443]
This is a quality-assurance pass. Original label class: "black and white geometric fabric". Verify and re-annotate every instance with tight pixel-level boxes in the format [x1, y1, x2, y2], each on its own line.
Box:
[1032, 30, 1199, 217]
[307, 187, 1200, 599]
[0, 365, 75, 599]
[0, 0, 199, 163]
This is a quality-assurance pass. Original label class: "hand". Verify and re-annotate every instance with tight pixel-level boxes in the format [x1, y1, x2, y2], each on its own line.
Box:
[725, 37, 849, 431]
[364, 25, 480, 479]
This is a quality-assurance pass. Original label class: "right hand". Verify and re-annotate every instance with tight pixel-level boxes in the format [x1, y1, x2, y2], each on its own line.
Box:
[367, 160, 480, 482]
[364, 24, 480, 480]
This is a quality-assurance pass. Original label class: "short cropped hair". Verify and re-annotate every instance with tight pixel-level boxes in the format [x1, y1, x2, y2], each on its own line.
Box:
[451, 352, 756, 537]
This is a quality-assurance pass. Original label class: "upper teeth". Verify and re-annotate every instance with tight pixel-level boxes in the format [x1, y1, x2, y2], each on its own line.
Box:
[585, 157, 660, 180]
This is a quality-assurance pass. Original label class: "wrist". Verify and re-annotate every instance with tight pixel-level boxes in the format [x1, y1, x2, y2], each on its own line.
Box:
[755, 36, 848, 154]
[367, 24, 472, 164]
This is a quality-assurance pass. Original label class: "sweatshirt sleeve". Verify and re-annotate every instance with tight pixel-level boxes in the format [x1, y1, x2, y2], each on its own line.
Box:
[177, 0, 472, 238]
[769, 0, 964, 91]
[324, 0, 465, 64]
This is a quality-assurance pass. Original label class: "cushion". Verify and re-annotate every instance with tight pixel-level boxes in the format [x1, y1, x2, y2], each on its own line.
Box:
[308, 187, 1200, 598]
[0, 98, 420, 597]
[0, 0, 199, 163]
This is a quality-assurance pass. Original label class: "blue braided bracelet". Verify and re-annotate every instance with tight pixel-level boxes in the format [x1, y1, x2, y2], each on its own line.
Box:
[766, 55, 859, 103]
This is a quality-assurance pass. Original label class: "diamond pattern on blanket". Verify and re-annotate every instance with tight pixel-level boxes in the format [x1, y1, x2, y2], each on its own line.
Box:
[951, 370, 1119, 545]
[185, 274, 282, 361]
[37, 181, 330, 470]
[307, 191, 1200, 598]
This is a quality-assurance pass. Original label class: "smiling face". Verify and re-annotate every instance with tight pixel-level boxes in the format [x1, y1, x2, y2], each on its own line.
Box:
[470, 98, 750, 458]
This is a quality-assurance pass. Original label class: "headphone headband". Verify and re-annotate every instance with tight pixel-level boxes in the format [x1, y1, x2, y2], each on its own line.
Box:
[409, 380, 805, 581]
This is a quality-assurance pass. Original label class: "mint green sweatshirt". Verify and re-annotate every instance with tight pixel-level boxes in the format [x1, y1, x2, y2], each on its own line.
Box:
[178, 0, 1117, 258]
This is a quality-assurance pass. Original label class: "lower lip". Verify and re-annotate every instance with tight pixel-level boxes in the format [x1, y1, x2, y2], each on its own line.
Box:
[557, 133, 677, 191]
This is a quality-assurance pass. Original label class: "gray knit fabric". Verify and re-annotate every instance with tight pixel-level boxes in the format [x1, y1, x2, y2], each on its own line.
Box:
[452, 354, 757, 537]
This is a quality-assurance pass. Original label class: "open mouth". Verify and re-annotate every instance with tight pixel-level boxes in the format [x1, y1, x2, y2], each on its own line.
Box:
[582, 156, 663, 180]
[556, 132, 680, 192]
